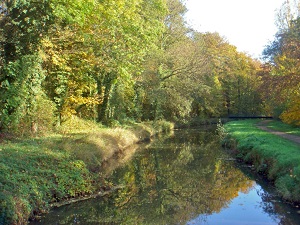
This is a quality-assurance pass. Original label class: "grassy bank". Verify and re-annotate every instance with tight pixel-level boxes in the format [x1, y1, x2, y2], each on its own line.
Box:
[266, 120, 300, 136]
[223, 119, 300, 203]
[0, 117, 174, 225]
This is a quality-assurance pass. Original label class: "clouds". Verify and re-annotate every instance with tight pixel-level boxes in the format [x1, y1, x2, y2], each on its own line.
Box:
[184, 0, 285, 58]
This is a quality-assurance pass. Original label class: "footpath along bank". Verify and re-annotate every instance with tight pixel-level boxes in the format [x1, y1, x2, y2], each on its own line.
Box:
[223, 119, 300, 204]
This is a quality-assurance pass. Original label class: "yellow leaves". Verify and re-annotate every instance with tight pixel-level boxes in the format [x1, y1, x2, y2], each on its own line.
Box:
[41, 37, 69, 69]
[68, 95, 101, 106]
[51, 54, 62, 66]
[60, 95, 102, 118]
[213, 76, 222, 89]
[41, 38, 54, 48]
[280, 95, 300, 125]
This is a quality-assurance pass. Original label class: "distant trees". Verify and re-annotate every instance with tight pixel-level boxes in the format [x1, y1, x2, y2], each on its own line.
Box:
[137, 4, 263, 122]
[193, 33, 263, 118]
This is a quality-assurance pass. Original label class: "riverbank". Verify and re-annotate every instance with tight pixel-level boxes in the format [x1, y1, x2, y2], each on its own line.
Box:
[222, 119, 300, 203]
[0, 117, 174, 225]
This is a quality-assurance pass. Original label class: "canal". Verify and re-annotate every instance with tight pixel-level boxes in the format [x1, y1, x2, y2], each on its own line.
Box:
[30, 128, 300, 225]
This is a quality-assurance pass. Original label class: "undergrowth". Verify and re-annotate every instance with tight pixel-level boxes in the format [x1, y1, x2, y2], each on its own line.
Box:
[223, 119, 300, 202]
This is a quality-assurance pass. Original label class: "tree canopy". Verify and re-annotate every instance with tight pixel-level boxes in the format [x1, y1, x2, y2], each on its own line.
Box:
[2, 0, 298, 134]
[263, 1, 300, 125]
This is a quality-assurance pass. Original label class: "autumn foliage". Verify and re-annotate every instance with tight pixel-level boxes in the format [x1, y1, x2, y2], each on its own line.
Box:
[263, 16, 300, 125]
[1, 0, 300, 134]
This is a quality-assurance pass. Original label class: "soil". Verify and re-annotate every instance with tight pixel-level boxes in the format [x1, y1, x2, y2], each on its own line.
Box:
[257, 120, 300, 145]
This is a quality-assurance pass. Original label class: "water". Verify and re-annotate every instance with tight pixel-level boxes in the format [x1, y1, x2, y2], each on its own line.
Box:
[30, 128, 300, 225]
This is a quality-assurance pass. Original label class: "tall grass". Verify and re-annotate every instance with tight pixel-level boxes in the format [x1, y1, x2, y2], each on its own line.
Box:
[224, 119, 300, 202]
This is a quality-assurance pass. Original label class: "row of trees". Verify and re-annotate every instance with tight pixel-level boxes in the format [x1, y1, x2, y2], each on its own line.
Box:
[0, 0, 167, 133]
[0, 0, 270, 135]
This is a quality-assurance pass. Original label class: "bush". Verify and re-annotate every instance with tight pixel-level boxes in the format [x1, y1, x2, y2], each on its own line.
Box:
[0, 55, 52, 136]
[56, 116, 103, 134]
[17, 95, 57, 136]
[153, 120, 174, 133]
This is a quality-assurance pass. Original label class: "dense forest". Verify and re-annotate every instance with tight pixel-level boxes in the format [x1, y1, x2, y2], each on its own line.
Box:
[0, 0, 299, 136]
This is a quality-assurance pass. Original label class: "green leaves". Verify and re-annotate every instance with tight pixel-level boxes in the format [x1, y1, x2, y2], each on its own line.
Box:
[0, 0, 266, 130]
[0, 54, 49, 133]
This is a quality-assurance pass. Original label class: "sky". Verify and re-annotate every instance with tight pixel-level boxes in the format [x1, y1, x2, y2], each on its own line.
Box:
[184, 0, 286, 59]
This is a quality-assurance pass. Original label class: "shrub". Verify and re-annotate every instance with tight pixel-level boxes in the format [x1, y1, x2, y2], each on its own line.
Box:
[153, 120, 174, 133]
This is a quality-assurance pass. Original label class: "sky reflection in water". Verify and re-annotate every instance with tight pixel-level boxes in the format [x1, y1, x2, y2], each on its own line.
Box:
[188, 184, 280, 225]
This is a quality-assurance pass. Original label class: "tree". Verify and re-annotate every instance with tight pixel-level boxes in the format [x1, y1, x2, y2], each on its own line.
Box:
[275, 0, 300, 32]
[90, 0, 167, 123]
[190, 32, 263, 118]
[39, 0, 167, 125]
[263, 16, 300, 124]
[0, 0, 55, 133]
[138, 0, 208, 122]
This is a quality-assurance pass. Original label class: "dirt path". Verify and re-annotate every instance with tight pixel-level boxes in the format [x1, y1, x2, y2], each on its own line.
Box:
[257, 120, 300, 145]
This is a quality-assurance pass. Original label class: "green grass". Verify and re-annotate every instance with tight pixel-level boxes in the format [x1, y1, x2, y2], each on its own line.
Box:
[0, 117, 174, 225]
[267, 120, 300, 136]
[224, 119, 300, 202]
[0, 137, 95, 224]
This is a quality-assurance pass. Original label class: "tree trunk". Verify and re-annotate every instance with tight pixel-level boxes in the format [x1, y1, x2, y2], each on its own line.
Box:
[97, 74, 113, 122]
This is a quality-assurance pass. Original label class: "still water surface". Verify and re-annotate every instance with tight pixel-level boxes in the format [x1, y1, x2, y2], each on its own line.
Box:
[31, 128, 300, 225]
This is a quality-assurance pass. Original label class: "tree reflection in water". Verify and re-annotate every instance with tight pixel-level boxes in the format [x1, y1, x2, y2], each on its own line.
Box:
[30, 129, 299, 225]
[108, 129, 254, 224]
